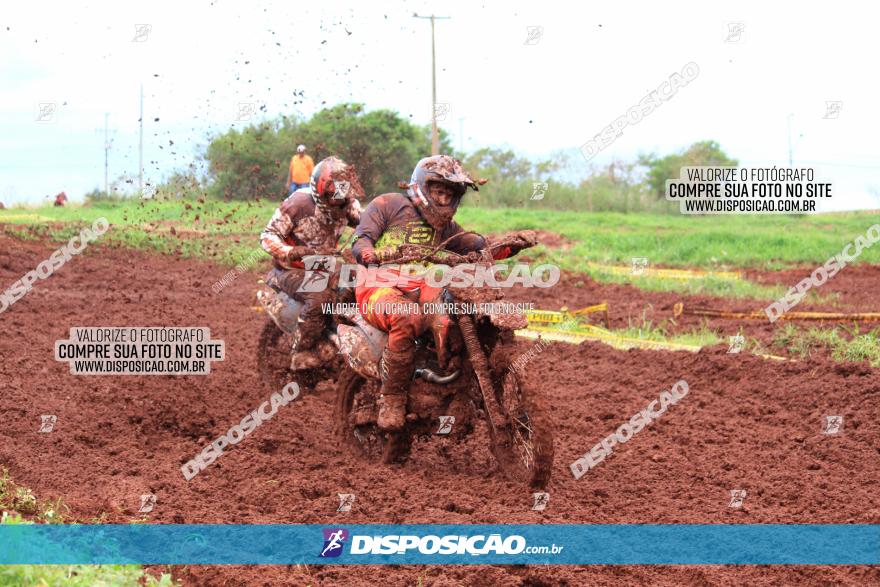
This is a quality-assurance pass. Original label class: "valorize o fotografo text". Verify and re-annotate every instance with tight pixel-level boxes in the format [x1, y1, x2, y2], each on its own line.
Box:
[666, 167, 832, 214]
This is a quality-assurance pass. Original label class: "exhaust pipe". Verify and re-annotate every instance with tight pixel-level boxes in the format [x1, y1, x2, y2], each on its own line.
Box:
[415, 367, 460, 384]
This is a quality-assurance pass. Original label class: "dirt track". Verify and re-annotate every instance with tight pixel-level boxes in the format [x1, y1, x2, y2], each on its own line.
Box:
[506, 262, 880, 350]
[1, 233, 878, 586]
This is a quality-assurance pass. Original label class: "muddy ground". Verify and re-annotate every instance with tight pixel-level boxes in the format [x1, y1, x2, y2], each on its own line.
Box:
[0, 233, 878, 586]
[505, 261, 880, 351]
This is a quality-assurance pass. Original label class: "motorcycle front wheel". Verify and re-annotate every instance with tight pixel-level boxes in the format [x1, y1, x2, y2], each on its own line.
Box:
[334, 366, 411, 464]
[488, 361, 554, 490]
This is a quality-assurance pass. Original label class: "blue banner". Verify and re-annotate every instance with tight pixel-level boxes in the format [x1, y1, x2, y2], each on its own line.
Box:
[0, 524, 877, 565]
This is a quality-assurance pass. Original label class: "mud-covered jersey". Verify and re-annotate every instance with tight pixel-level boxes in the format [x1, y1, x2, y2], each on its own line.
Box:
[261, 189, 361, 269]
[352, 192, 487, 266]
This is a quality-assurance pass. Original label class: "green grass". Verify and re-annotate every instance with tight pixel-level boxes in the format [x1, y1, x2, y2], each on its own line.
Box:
[549, 312, 722, 349]
[616, 315, 723, 348]
[462, 206, 878, 299]
[579, 264, 786, 300]
[2, 200, 878, 300]
[566, 316, 872, 362]
[0, 554, 174, 587]
[0, 468, 176, 587]
[771, 323, 880, 367]
[457, 206, 880, 269]
[0, 199, 276, 268]
[0, 468, 67, 525]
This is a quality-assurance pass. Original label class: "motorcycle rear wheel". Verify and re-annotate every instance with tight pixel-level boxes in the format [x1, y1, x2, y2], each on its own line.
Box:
[257, 318, 342, 393]
[257, 318, 293, 394]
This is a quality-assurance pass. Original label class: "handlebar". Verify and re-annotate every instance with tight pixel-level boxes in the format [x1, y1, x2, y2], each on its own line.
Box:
[377, 230, 538, 266]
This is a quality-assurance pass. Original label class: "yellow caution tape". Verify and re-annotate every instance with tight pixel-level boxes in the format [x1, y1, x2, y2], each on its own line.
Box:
[0, 213, 56, 222]
[518, 324, 703, 353]
[758, 353, 791, 362]
[572, 302, 608, 316]
[674, 302, 880, 322]
[525, 310, 567, 324]
[517, 322, 791, 361]
[525, 302, 610, 328]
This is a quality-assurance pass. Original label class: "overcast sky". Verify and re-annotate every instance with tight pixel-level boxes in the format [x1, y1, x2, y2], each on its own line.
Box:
[1, 1, 878, 210]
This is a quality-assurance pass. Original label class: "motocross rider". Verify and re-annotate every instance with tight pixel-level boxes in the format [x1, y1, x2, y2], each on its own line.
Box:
[261, 156, 363, 371]
[352, 155, 531, 431]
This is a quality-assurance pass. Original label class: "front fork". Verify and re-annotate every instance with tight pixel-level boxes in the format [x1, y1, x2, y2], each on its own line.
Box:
[455, 313, 507, 434]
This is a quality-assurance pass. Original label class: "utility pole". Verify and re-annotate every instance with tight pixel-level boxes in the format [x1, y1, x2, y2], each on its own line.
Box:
[414, 13, 450, 155]
[139, 84, 144, 196]
[95, 114, 116, 195]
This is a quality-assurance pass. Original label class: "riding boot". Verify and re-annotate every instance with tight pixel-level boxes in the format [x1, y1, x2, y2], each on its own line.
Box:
[376, 348, 414, 431]
[290, 316, 325, 371]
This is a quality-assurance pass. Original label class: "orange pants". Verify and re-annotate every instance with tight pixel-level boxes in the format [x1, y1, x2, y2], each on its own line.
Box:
[355, 284, 441, 353]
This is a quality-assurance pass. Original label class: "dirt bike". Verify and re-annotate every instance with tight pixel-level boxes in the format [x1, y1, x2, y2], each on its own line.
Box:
[333, 232, 554, 489]
[255, 250, 355, 392]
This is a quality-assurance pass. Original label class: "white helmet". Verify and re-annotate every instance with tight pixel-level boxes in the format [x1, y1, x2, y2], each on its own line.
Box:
[296, 145, 306, 153]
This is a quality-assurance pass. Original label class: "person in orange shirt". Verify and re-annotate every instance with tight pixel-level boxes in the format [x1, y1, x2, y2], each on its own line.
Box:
[286, 145, 315, 195]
